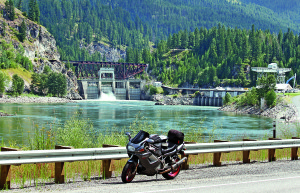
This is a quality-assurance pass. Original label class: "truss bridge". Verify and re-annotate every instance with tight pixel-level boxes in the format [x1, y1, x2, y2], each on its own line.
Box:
[65, 61, 148, 80]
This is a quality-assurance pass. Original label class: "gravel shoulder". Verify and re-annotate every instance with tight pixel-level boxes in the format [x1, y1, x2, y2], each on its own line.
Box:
[292, 95, 300, 120]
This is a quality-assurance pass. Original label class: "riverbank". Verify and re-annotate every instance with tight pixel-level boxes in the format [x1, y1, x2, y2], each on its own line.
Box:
[151, 94, 299, 122]
[0, 95, 75, 104]
[219, 96, 299, 122]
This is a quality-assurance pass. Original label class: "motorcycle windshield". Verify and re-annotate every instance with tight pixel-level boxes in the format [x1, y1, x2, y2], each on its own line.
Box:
[131, 130, 150, 144]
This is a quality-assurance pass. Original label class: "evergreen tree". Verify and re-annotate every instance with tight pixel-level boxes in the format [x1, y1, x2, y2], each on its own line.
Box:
[17, 0, 22, 10]
[28, 0, 35, 21]
[19, 20, 26, 42]
[34, 0, 40, 23]
[1, 21, 7, 36]
[28, 0, 40, 23]
[5, 0, 15, 21]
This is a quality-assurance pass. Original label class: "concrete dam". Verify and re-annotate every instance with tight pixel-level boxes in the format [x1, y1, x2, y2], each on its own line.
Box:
[77, 68, 246, 106]
[78, 68, 142, 100]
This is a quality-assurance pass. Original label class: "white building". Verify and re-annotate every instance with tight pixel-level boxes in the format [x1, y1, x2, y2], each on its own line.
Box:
[275, 84, 292, 91]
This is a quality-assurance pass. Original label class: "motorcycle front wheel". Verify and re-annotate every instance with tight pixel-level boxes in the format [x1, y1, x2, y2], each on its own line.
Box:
[121, 162, 137, 183]
[162, 158, 180, 180]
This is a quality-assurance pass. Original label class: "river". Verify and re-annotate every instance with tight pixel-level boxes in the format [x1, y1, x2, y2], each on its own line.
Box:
[0, 100, 274, 144]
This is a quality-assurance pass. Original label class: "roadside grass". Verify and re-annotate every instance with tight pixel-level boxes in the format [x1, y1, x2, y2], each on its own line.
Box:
[277, 93, 300, 98]
[4, 115, 300, 188]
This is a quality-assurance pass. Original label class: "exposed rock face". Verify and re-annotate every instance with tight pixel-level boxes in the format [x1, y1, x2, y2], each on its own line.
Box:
[23, 24, 60, 61]
[83, 43, 126, 62]
[11, 17, 81, 99]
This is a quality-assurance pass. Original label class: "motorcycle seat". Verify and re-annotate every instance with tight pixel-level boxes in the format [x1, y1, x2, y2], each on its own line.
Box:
[161, 144, 177, 155]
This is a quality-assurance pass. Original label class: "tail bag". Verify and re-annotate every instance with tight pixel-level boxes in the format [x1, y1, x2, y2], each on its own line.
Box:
[168, 130, 184, 145]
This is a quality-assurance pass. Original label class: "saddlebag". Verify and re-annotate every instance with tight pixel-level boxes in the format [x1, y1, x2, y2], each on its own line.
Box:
[168, 130, 184, 145]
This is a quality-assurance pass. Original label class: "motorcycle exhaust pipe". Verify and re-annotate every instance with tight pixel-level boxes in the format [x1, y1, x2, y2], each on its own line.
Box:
[159, 157, 187, 174]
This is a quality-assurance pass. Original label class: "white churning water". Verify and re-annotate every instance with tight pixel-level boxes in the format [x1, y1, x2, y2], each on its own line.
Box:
[99, 92, 117, 101]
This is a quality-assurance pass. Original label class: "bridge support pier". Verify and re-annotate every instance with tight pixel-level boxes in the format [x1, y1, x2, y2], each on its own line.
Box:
[98, 81, 102, 96]
[126, 81, 130, 100]
[112, 80, 116, 94]
[81, 81, 88, 99]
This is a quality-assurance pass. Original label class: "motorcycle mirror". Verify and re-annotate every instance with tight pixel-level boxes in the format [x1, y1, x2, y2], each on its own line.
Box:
[125, 132, 132, 140]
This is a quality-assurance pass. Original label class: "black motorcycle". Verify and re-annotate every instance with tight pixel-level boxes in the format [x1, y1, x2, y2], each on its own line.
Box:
[121, 129, 187, 183]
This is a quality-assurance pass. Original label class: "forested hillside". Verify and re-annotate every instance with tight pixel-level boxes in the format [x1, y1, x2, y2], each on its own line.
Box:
[13, 0, 300, 88]
[16, 0, 300, 61]
[143, 25, 300, 87]
[18, 0, 150, 61]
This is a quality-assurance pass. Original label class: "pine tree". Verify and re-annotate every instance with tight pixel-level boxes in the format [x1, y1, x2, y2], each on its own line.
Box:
[19, 20, 26, 42]
[5, 0, 15, 21]
[1, 21, 7, 36]
[28, 0, 40, 23]
[17, 0, 22, 10]
[28, 0, 35, 21]
[34, 0, 40, 23]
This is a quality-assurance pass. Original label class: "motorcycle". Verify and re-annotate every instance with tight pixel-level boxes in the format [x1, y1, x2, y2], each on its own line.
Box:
[121, 129, 187, 183]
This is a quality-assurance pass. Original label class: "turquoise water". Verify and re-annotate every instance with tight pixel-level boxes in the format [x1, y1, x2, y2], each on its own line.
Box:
[0, 100, 274, 144]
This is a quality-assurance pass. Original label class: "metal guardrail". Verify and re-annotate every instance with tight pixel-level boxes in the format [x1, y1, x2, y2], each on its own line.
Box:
[1, 139, 300, 189]
[0, 147, 128, 166]
[184, 139, 300, 155]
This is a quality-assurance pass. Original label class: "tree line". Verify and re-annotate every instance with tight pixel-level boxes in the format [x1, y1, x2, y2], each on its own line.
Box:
[130, 24, 300, 88]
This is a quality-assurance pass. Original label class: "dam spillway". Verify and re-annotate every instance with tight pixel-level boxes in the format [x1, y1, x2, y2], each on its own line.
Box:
[78, 79, 141, 100]
[77, 67, 142, 100]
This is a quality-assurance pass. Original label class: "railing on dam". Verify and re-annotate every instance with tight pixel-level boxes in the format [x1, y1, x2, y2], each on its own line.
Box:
[1, 138, 300, 189]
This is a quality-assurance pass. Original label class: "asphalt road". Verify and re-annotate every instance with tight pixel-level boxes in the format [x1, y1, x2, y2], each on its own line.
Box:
[8, 159, 300, 193]
[292, 95, 300, 119]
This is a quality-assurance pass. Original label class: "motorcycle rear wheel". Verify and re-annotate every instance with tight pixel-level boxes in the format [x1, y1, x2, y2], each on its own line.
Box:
[162, 159, 180, 180]
[121, 162, 137, 183]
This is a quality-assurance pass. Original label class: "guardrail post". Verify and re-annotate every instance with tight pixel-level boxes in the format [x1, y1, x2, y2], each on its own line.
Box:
[213, 140, 228, 166]
[55, 145, 73, 184]
[291, 137, 300, 160]
[268, 138, 281, 162]
[0, 147, 18, 189]
[181, 142, 197, 170]
[242, 139, 257, 163]
[102, 144, 120, 179]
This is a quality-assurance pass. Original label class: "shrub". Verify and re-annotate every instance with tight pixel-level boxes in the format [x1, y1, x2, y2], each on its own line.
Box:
[12, 74, 24, 96]
[223, 92, 232, 105]
[149, 85, 158, 95]
[245, 87, 258, 106]
[266, 89, 276, 107]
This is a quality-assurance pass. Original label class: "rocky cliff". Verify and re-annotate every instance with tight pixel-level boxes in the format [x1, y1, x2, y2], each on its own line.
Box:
[0, 4, 81, 99]
[82, 43, 126, 62]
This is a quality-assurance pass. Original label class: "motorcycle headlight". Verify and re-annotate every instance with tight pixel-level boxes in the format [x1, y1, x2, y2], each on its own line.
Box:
[127, 145, 135, 152]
